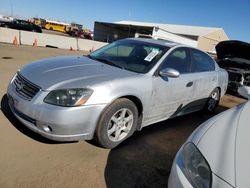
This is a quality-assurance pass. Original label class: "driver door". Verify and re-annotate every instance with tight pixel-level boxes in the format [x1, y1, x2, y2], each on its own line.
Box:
[147, 47, 195, 122]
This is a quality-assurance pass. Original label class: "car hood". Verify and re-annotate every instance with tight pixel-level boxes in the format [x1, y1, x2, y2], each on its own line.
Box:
[19, 56, 136, 90]
[216, 40, 250, 60]
[234, 101, 250, 188]
[215, 40, 250, 69]
[189, 102, 250, 187]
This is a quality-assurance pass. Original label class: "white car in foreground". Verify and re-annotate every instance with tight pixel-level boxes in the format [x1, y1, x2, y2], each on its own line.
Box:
[168, 86, 250, 188]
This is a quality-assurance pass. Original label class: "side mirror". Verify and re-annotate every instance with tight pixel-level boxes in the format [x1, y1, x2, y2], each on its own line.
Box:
[238, 86, 250, 100]
[159, 68, 180, 78]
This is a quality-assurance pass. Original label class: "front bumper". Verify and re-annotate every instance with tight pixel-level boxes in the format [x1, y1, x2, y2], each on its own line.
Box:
[7, 80, 106, 142]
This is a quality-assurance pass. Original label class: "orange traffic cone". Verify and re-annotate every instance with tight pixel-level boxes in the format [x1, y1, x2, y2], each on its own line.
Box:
[33, 39, 37, 47]
[12, 36, 18, 45]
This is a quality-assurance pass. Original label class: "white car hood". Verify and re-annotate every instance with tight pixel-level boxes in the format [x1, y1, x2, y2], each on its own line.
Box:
[188, 102, 250, 187]
[235, 102, 250, 188]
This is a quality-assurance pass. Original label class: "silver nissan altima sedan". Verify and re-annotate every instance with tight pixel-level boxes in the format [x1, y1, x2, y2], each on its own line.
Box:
[7, 38, 228, 148]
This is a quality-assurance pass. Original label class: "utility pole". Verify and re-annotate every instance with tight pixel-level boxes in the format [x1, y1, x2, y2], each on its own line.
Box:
[10, 0, 13, 17]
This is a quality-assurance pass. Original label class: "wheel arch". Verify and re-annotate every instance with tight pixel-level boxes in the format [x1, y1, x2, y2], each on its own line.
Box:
[216, 86, 221, 97]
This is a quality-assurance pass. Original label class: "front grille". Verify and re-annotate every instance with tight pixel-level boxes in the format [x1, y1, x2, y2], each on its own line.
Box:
[13, 72, 40, 100]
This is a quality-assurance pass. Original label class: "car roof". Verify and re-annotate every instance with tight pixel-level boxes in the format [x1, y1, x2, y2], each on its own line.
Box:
[126, 37, 180, 48]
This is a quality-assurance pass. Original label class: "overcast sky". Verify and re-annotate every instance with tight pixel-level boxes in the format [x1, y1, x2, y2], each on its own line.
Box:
[1, 0, 250, 42]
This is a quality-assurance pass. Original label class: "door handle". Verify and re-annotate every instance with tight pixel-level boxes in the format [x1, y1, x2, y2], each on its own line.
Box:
[186, 81, 193, 87]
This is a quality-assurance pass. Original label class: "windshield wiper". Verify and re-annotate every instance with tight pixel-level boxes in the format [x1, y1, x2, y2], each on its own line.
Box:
[89, 56, 124, 69]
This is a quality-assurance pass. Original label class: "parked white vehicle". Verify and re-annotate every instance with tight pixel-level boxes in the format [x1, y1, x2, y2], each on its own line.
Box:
[168, 86, 250, 188]
[0, 15, 14, 22]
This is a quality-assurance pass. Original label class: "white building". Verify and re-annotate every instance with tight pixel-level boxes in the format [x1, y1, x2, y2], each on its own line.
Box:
[94, 20, 229, 52]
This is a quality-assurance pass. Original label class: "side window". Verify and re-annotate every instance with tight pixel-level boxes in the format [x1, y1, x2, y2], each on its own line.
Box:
[190, 49, 215, 72]
[161, 48, 191, 74]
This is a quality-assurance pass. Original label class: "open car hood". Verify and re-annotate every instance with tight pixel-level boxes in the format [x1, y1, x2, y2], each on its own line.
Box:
[216, 40, 250, 60]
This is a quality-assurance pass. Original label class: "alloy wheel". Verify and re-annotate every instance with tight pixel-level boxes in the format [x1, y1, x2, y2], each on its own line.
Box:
[207, 91, 219, 112]
[107, 108, 133, 142]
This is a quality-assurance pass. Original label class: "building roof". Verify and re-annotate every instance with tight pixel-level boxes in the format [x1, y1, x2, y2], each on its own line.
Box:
[115, 21, 222, 37]
[128, 38, 180, 47]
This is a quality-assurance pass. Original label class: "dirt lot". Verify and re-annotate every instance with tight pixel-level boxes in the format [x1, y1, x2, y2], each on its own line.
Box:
[0, 43, 246, 188]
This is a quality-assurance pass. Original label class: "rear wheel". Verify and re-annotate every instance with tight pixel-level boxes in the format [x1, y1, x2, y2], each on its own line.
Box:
[95, 98, 138, 149]
[203, 88, 220, 114]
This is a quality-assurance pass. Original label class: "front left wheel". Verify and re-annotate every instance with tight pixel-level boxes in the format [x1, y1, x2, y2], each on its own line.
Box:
[95, 98, 138, 149]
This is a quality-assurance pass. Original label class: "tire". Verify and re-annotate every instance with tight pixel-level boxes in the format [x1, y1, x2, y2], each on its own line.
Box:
[95, 98, 138, 149]
[203, 88, 220, 114]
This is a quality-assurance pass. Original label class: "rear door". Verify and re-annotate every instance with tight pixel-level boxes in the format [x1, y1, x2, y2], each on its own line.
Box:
[188, 48, 218, 109]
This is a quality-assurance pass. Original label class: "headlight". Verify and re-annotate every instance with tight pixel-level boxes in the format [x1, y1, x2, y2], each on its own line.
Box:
[44, 88, 93, 107]
[177, 143, 212, 188]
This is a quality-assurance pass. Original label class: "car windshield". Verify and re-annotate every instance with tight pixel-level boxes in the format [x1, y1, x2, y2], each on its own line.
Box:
[88, 39, 169, 73]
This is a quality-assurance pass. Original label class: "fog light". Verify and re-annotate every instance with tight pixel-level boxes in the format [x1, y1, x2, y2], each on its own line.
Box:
[43, 126, 52, 133]
[37, 122, 53, 133]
